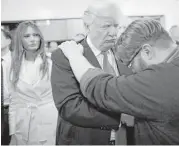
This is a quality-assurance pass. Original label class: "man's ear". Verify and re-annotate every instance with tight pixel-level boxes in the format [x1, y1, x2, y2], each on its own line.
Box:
[140, 44, 153, 60]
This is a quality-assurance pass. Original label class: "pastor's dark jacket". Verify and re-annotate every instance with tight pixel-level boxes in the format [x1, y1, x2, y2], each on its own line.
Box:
[51, 39, 132, 145]
[80, 51, 179, 144]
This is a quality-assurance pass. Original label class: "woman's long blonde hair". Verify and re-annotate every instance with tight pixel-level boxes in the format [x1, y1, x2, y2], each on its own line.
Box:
[10, 21, 49, 88]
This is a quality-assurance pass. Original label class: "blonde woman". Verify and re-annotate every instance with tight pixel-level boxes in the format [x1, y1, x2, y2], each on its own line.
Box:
[9, 21, 57, 145]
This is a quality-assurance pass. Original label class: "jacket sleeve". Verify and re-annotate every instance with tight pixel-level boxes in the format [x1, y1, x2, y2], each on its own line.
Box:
[80, 68, 171, 120]
[51, 49, 120, 129]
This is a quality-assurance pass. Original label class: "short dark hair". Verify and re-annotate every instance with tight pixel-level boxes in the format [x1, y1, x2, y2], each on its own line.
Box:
[115, 19, 173, 65]
[1, 28, 12, 39]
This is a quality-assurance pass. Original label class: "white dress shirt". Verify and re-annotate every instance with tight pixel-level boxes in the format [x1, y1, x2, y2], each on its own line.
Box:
[2, 50, 12, 106]
[87, 36, 118, 141]
[87, 36, 119, 76]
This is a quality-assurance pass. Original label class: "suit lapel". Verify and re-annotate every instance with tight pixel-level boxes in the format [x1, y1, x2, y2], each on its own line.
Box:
[81, 39, 101, 68]
[81, 40, 132, 76]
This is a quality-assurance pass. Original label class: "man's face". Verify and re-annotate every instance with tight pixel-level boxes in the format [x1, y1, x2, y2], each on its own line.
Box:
[88, 10, 119, 52]
[128, 45, 161, 73]
[129, 45, 171, 73]
[1, 30, 11, 50]
[130, 54, 148, 73]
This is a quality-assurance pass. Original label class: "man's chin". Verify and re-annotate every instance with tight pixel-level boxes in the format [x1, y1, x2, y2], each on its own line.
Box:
[102, 44, 114, 51]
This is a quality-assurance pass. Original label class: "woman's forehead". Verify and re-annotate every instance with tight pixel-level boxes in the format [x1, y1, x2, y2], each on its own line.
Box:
[24, 26, 37, 33]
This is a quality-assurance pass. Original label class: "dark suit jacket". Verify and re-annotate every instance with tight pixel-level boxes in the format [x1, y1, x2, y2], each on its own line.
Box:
[1, 101, 4, 136]
[51, 39, 132, 145]
[1, 64, 4, 136]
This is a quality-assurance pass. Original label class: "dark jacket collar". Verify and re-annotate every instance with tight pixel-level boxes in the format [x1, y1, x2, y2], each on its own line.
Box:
[81, 38, 101, 68]
[80, 38, 133, 76]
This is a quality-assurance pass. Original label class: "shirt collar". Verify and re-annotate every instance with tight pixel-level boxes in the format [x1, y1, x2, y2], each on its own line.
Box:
[87, 36, 101, 57]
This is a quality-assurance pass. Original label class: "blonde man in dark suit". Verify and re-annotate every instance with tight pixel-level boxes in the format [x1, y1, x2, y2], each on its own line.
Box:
[51, 0, 133, 144]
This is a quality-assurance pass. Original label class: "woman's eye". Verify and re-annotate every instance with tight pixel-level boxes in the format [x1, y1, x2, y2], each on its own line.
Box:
[24, 35, 30, 38]
[33, 34, 38, 37]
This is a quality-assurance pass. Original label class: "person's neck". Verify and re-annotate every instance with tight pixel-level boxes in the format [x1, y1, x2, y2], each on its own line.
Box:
[25, 51, 38, 62]
[1, 47, 9, 58]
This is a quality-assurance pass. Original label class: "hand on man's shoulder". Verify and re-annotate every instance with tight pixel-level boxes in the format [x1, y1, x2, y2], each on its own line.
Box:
[51, 46, 71, 70]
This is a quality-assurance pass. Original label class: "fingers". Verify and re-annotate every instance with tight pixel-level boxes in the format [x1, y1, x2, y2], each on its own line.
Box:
[57, 40, 84, 59]
[62, 41, 77, 46]
[77, 44, 84, 54]
[58, 41, 78, 50]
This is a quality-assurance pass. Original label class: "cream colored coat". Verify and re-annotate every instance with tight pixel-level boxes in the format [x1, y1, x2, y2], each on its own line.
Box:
[9, 55, 58, 145]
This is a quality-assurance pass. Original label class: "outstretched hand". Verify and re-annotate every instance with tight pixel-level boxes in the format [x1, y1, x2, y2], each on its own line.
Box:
[58, 41, 84, 59]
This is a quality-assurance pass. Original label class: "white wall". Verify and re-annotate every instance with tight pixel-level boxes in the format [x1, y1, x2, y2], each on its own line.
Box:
[36, 20, 68, 40]
[114, 0, 179, 30]
[1, 0, 179, 40]
[1, 0, 91, 20]
[2, 0, 179, 29]
[35, 19, 85, 41]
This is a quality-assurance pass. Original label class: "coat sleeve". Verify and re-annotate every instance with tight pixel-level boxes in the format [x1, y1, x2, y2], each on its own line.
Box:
[80, 68, 170, 120]
[51, 49, 120, 129]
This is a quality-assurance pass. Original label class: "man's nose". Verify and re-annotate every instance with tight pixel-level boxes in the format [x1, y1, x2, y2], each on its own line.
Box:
[109, 26, 117, 37]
